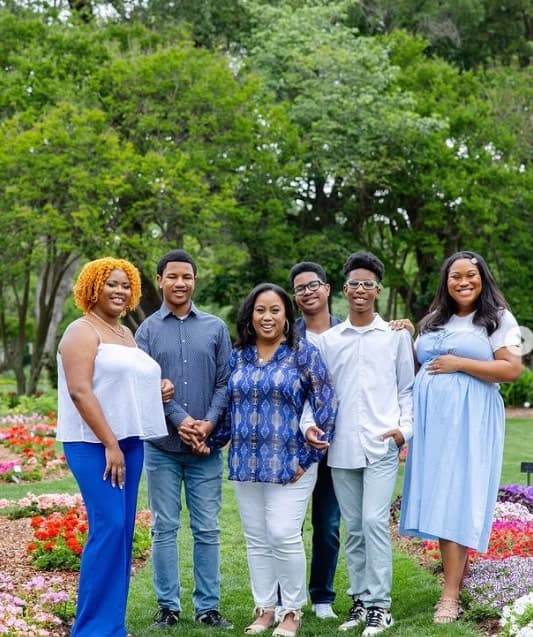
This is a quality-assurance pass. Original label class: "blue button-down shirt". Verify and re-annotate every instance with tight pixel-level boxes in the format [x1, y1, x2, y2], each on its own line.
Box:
[211, 339, 337, 484]
[135, 302, 232, 453]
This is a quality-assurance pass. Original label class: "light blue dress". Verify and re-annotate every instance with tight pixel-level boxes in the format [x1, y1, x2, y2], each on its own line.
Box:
[400, 314, 510, 552]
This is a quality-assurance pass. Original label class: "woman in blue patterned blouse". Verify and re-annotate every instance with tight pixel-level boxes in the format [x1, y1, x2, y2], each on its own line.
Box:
[213, 283, 336, 637]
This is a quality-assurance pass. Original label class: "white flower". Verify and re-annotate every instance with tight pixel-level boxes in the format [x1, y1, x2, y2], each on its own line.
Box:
[501, 593, 533, 636]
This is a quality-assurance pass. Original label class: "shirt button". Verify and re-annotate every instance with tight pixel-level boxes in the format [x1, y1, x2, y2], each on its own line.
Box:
[184, 359, 187, 363]
[184, 381, 188, 384]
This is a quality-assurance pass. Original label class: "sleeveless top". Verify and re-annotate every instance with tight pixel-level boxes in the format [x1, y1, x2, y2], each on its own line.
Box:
[56, 321, 168, 443]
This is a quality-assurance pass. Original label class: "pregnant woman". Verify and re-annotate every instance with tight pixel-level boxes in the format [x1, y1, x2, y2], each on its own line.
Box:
[400, 251, 521, 624]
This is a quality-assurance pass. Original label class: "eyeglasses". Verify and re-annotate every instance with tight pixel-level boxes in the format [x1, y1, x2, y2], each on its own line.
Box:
[293, 280, 325, 296]
[345, 280, 379, 290]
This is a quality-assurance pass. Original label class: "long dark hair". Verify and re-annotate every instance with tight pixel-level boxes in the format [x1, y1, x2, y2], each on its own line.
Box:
[235, 283, 297, 349]
[419, 251, 509, 335]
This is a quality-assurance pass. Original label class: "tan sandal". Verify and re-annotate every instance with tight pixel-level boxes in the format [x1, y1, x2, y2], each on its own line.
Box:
[244, 607, 276, 634]
[272, 609, 302, 637]
[433, 597, 463, 624]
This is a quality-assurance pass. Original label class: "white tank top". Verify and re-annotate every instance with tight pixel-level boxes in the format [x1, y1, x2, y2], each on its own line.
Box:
[57, 341, 168, 443]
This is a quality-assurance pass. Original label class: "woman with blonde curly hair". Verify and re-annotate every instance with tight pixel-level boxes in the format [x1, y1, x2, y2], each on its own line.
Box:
[57, 257, 172, 637]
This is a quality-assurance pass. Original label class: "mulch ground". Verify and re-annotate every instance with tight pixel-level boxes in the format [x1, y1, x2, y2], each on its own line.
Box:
[0, 516, 76, 636]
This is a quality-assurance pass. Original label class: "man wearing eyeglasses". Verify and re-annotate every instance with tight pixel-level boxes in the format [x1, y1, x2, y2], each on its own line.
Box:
[288, 261, 342, 621]
[314, 252, 414, 637]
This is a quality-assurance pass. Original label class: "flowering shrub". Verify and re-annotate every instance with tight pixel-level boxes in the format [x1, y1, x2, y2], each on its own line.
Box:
[27, 506, 152, 571]
[0, 493, 83, 520]
[498, 485, 533, 513]
[461, 493, 533, 616]
[390, 484, 533, 619]
[476, 519, 533, 560]
[28, 508, 88, 571]
[500, 592, 533, 636]
[0, 414, 67, 482]
[462, 557, 533, 614]
[494, 501, 533, 523]
[0, 572, 75, 636]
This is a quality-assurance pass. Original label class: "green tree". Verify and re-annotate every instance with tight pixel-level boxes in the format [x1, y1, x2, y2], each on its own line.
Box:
[0, 103, 134, 393]
[86, 39, 301, 311]
[348, 0, 532, 69]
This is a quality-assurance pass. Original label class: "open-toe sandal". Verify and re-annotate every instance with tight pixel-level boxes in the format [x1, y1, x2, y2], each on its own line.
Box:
[272, 609, 302, 637]
[433, 597, 463, 624]
[244, 607, 276, 635]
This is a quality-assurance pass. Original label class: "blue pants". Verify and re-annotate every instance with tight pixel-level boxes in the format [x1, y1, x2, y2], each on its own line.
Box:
[309, 456, 341, 604]
[143, 442, 223, 614]
[64, 437, 143, 637]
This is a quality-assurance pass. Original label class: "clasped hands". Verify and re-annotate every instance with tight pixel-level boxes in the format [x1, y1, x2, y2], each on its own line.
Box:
[178, 417, 213, 456]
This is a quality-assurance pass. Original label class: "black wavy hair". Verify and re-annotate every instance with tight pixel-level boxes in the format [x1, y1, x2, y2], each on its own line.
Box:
[235, 283, 297, 349]
[418, 250, 509, 335]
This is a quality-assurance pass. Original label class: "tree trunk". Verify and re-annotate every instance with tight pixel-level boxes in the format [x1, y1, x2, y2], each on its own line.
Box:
[28, 252, 80, 395]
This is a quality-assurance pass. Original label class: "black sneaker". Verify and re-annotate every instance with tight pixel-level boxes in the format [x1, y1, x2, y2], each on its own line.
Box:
[195, 609, 233, 629]
[338, 598, 367, 631]
[152, 607, 180, 627]
[362, 606, 394, 636]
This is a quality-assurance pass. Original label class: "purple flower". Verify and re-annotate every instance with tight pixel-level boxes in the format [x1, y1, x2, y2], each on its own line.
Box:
[463, 557, 533, 611]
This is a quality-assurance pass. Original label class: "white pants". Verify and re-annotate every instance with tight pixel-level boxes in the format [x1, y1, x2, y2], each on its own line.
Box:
[233, 463, 318, 611]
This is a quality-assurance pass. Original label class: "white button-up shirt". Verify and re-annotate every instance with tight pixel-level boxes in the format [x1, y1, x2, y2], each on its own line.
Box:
[316, 314, 414, 469]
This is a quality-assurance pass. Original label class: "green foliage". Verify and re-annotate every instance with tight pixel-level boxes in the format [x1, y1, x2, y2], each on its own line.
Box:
[10, 391, 58, 415]
[0, 3, 531, 392]
[0, 386, 56, 413]
[500, 369, 533, 407]
[30, 539, 82, 572]
[347, 0, 533, 69]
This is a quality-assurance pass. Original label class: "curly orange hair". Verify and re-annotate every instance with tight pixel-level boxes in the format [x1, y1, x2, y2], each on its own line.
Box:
[73, 257, 142, 314]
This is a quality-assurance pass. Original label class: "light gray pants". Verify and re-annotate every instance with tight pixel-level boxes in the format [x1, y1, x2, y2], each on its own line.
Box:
[332, 442, 399, 608]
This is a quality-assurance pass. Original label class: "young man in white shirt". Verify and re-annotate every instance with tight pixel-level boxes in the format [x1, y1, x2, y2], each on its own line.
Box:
[316, 252, 414, 636]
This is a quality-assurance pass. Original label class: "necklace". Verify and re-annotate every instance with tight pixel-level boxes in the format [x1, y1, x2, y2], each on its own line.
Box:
[89, 311, 126, 339]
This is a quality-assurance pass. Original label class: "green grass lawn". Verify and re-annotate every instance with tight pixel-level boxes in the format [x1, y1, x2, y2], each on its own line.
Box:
[0, 418, 531, 636]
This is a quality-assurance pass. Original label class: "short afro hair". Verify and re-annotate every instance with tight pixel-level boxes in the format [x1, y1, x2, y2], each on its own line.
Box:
[343, 252, 384, 282]
[73, 257, 142, 314]
[288, 261, 327, 288]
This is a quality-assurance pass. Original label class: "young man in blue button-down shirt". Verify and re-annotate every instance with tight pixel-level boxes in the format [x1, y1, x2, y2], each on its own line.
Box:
[135, 249, 233, 629]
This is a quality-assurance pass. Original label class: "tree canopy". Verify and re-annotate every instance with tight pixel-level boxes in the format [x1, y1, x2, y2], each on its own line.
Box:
[0, 0, 531, 392]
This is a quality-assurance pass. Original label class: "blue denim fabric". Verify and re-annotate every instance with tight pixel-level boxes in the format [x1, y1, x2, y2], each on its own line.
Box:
[309, 456, 341, 604]
[144, 442, 223, 614]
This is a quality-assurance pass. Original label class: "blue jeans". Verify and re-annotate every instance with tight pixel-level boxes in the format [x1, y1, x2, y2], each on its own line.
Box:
[144, 442, 223, 614]
[309, 456, 341, 604]
[64, 437, 143, 637]
[332, 441, 399, 608]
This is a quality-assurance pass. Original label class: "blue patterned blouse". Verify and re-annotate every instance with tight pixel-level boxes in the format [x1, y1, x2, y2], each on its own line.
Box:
[210, 339, 337, 484]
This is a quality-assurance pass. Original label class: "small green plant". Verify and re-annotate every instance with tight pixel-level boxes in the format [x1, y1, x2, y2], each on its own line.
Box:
[500, 368, 533, 407]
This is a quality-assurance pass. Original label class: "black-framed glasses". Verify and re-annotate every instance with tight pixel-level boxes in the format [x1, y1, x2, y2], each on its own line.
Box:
[293, 279, 325, 296]
[345, 279, 379, 290]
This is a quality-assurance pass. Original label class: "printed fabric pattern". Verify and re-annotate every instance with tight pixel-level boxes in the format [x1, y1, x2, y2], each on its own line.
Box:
[211, 340, 336, 484]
